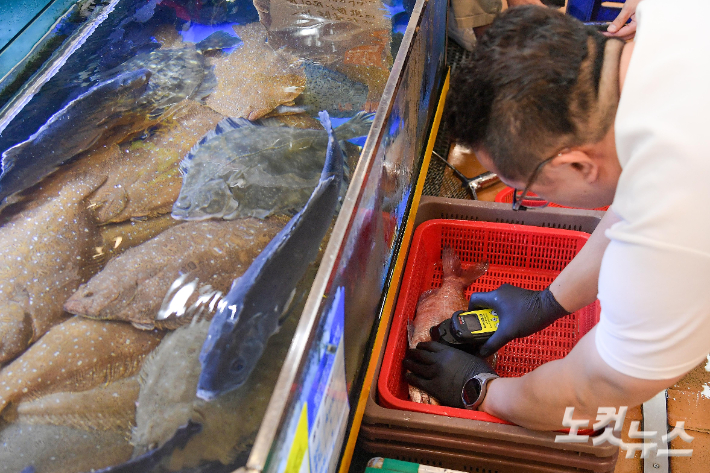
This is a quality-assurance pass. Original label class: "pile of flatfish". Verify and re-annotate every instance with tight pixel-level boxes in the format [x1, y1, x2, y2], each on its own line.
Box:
[0, 0, 383, 466]
[64, 217, 286, 330]
[0, 32, 237, 203]
[0, 175, 104, 365]
[172, 111, 371, 221]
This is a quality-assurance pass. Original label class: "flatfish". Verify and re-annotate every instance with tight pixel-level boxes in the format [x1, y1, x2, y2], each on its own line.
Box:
[132, 300, 299, 470]
[204, 22, 305, 120]
[0, 70, 150, 203]
[171, 111, 371, 221]
[0, 423, 132, 473]
[408, 247, 488, 404]
[4, 376, 140, 435]
[0, 44, 218, 203]
[64, 217, 286, 330]
[99, 214, 181, 261]
[89, 101, 224, 224]
[197, 111, 344, 400]
[0, 175, 105, 365]
[295, 61, 369, 117]
[0, 317, 163, 416]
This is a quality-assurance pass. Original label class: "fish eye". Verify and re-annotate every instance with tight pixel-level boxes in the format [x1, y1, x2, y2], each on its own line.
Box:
[205, 197, 225, 214]
[197, 192, 211, 208]
[230, 357, 246, 374]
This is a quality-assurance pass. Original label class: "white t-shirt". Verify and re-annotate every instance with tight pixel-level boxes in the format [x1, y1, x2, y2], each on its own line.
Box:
[595, 0, 710, 380]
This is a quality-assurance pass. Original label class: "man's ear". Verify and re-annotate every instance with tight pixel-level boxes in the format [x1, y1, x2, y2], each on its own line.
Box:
[548, 150, 599, 183]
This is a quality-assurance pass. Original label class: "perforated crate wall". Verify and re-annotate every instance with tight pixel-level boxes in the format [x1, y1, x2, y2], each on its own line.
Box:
[378, 219, 600, 424]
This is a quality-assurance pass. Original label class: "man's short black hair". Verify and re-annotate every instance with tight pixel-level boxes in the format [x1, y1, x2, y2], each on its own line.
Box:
[445, 6, 620, 180]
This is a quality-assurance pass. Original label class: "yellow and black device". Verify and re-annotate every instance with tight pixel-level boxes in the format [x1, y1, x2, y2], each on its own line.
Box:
[430, 309, 499, 346]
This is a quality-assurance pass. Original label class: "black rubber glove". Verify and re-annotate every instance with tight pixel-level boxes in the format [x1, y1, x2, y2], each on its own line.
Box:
[403, 341, 496, 409]
[468, 284, 570, 357]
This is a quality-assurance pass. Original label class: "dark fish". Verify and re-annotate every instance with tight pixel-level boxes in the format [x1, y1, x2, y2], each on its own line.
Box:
[295, 61, 369, 117]
[106, 47, 217, 119]
[195, 31, 242, 53]
[196, 111, 344, 400]
[172, 112, 371, 221]
[0, 69, 150, 202]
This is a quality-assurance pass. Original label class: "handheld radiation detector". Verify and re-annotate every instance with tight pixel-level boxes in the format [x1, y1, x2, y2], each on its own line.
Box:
[430, 309, 499, 346]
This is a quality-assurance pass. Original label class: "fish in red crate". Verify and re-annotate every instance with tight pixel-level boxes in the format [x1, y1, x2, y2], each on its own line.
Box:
[407, 247, 488, 404]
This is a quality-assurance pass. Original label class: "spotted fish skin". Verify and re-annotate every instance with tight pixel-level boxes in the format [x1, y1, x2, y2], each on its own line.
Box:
[0, 423, 133, 473]
[204, 22, 305, 121]
[196, 111, 344, 400]
[0, 317, 163, 416]
[4, 375, 140, 435]
[88, 101, 224, 224]
[64, 217, 286, 329]
[295, 61, 369, 118]
[172, 111, 371, 221]
[0, 174, 105, 365]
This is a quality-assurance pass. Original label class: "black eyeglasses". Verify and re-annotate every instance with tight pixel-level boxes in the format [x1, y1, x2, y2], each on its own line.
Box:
[511, 151, 564, 211]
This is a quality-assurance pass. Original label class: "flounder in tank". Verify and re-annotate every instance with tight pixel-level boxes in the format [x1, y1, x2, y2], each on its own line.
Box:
[0, 37, 230, 203]
[172, 111, 371, 221]
[197, 111, 343, 399]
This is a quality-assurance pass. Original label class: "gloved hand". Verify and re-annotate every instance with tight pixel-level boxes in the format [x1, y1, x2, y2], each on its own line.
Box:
[469, 284, 570, 357]
[403, 341, 496, 409]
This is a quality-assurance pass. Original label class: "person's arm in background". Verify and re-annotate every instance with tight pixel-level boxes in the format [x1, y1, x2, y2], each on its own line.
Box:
[605, 0, 643, 40]
[550, 210, 621, 312]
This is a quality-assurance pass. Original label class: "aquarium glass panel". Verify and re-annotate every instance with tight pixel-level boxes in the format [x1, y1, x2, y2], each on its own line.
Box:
[0, 0, 431, 471]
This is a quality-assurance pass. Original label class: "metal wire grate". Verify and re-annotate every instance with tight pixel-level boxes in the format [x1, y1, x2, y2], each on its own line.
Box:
[422, 40, 474, 200]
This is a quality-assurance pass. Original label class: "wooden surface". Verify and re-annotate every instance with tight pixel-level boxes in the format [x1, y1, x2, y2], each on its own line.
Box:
[445, 144, 507, 202]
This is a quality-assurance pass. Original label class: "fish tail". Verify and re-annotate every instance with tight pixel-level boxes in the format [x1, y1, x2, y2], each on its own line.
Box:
[441, 247, 461, 279]
[461, 261, 489, 286]
[318, 110, 333, 134]
[318, 111, 344, 183]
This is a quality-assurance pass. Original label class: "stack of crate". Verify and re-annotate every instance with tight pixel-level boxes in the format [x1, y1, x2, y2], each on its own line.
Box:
[359, 197, 619, 473]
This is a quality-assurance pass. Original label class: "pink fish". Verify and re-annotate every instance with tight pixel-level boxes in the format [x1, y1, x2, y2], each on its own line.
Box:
[408, 247, 488, 404]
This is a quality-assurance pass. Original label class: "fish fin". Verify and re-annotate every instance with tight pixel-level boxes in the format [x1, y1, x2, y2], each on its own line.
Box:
[461, 261, 489, 286]
[193, 67, 217, 102]
[406, 319, 415, 347]
[195, 30, 242, 53]
[154, 314, 194, 330]
[417, 289, 437, 304]
[256, 117, 290, 128]
[333, 111, 374, 141]
[441, 247, 461, 279]
[318, 110, 333, 133]
[180, 117, 250, 172]
[131, 322, 156, 330]
[215, 117, 252, 133]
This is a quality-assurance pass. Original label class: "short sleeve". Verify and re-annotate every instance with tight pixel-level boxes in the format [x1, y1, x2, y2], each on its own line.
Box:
[595, 236, 710, 380]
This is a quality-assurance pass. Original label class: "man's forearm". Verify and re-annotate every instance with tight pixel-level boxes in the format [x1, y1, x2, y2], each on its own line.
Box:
[549, 210, 621, 313]
[478, 327, 680, 430]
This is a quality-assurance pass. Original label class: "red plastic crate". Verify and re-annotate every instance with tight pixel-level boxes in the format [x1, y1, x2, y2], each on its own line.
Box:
[495, 186, 610, 211]
[378, 220, 601, 425]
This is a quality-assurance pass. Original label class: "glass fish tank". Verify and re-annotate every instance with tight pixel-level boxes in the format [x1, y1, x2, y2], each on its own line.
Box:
[0, 0, 445, 471]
